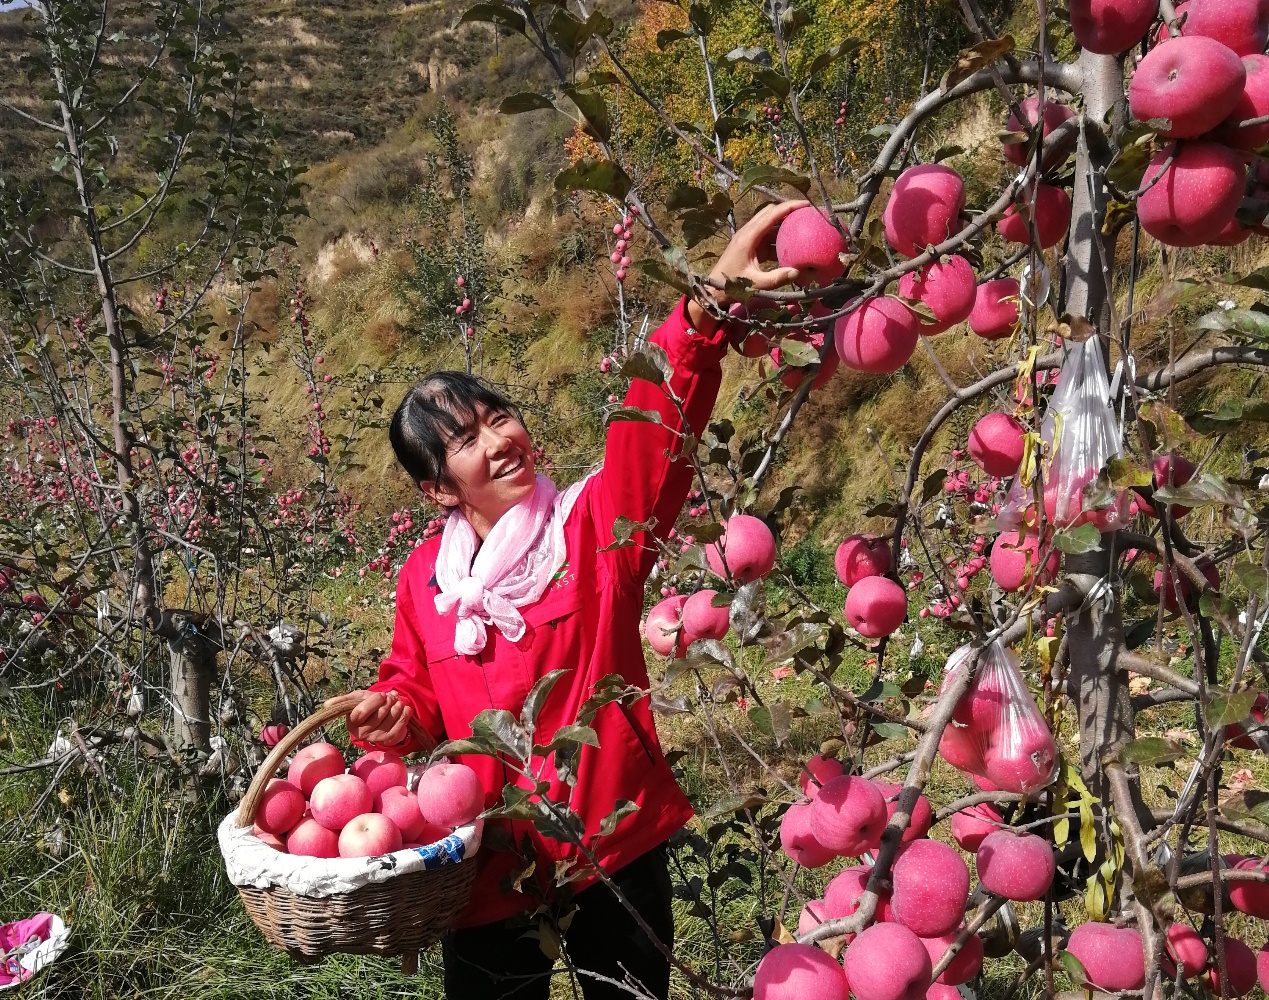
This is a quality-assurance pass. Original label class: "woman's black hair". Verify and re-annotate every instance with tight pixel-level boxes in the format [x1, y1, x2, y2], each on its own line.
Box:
[388, 372, 521, 491]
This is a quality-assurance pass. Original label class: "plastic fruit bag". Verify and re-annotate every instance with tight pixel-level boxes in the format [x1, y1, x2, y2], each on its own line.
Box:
[937, 641, 1058, 793]
[1000, 336, 1128, 532]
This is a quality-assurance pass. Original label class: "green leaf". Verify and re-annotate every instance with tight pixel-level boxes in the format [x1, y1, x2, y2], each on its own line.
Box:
[598, 799, 640, 836]
[715, 113, 756, 144]
[920, 469, 947, 503]
[806, 38, 862, 79]
[1107, 457, 1152, 489]
[431, 737, 496, 758]
[1053, 522, 1103, 555]
[752, 68, 791, 99]
[621, 345, 674, 385]
[860, 679, 902, 702]
[533, 724, 600, 755]
[1058, 950, 1088, 986]
[564, 86, 611, 142]
[1192, 307, 1269, 342]
[1234, 562, 1269, 600]
[1119, 736, 1184, 766]
[871, 722, 911, 741]
[1221, 789, 1269, 826]
[632, 259, 691, 295]
[470, 709, 531, 762]
[605, 406, 664, 426]
[941, 35, 1016, 92]
[737, 164, 810, 196]
[722, 46, 770, 65]
[864, 501, 902, 518]
[521, 668, 572, 731]
[499, 92, 556, 114]
[458, 3, 526, 32]
[1210, 688, 1262, 729]
[687, 1, 712, 35]
[553, 158, 631, 199]
[703, 791, 767, 820]
[933, 144, 965, 162]
[666, 184, 708, 211]
[656, 28, 692, 48]
[776, 336, 820, 367]
[779, 5, 812, 38]
[747, 704, 772, 734]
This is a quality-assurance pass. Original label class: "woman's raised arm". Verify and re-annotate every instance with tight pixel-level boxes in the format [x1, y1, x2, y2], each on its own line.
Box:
[594, 201, 808, 585]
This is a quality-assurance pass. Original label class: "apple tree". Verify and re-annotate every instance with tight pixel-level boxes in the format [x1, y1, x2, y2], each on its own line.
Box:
[443, 0, 1269, 995]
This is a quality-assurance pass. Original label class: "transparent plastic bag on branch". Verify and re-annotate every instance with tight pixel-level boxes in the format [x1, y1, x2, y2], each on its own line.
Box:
[999, 337, 1129, 532]
[937, 641, 1058, 793]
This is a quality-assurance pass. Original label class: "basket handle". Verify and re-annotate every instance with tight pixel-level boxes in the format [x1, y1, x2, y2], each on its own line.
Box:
[236, 691, 437, 828]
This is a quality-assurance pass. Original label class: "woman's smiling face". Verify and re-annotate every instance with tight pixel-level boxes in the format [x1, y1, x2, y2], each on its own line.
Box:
[425, 403, 537, 531]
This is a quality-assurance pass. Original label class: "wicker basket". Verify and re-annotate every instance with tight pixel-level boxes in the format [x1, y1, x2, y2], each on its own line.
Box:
[222, 692, 480, 970]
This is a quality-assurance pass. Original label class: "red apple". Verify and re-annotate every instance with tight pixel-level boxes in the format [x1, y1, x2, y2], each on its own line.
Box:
[260, 723, 289, 747]
[753, 942, 851, 1000]
[1130, 37, 1246, 138]
[375, 785, 428, 842]
[1152, 562, 1221, 613]
[255, 778, 306, 836]
[1257, 940, 1269, 994]
[1164, 923, 1209, 979]
[883, 164, 966, 258]
[920, 928, 984, 986]
[706, 514, 777, 583]
[798, 898, 830, 937]
[286, 741, 345, 797]
[644, 594, 688, 656]
[1070, 0, 1159, 52]
[975, 830, 1056, 901]
[416, 761, 484, 829]
[799, 754, 846, 800]
[338, 812, 403, 858]
[776, 206, 849, 285]
[780, 801, 838, 868]
[286, 813, 341, 858]
[771, 331, 841, 390]
[897, 256, 977, 335]
[1229, 856, 1269, 916]
[996, 184, 1072, 249]
[1227, 692, 1267, 749]
[1184, 0, 1269, 55]
[843, 923, 932, 1000]
[1066, 923, 1146, 991]
[1211, 217, 1255, 245]
[949, 802, 1003, 853]
[1221, 55, 1269, 150]
[968, 413, 1027, 478]
[350, 750, 408, 803]
[834, 297, 920, 374]
[1208, 937, 1259, 998]
[844, 576, 908, 638]
[310, 773, 373, 832]
[989, 529, 1060, 592]
[811, 775, 888, 856]
[939, 722, 988, 776]
[251, 825, 287, 851]
[1135, 453, 1197, 519]
[872, 781, 933, 842]
[1003, 96, 1077, 168]
[681, 589, 730, 644]
[825, 865, 893, 930]
[727, 300, 775, 357]
[890, 840, 971, 938]
[968, 279, 1020, 340]
[834, 534, 892, 587]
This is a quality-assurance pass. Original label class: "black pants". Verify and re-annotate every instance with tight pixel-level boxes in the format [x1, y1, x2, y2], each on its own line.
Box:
[441, 843, 674, 999]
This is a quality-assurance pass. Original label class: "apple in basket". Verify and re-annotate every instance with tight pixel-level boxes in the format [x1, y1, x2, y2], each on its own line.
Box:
[351, 750, 409, 802]
[287, 742, 346, 796]
[310, 773, 373, 831]
[286, 813, 341, 858]
[416, 762, 484, 829]
[339, 813, 403, 858]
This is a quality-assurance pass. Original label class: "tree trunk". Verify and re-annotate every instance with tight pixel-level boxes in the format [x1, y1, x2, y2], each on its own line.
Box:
[161, 610, 219, 754]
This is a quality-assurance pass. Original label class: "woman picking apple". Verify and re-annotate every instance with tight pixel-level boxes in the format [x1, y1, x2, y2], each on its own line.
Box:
[338, 200, 807, 999]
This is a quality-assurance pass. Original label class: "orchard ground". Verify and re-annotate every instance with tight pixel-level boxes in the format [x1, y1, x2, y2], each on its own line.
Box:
[4, 560, 1267, 998]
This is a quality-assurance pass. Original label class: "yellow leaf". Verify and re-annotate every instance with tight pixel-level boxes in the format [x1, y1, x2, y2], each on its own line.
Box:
[773, 918, 796, 945]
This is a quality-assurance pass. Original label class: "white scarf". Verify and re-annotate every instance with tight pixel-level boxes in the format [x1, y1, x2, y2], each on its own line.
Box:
[433, 472, 591, 655]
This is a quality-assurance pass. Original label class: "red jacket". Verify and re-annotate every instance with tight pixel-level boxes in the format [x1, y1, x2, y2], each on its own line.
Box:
[360, 297, 725, 927]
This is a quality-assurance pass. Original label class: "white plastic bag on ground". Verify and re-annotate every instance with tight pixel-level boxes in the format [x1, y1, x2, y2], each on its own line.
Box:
[937, 641, 1058, 793]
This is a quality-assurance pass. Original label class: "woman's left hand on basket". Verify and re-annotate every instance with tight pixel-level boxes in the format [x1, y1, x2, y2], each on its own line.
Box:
[335, 689, 413, 748]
